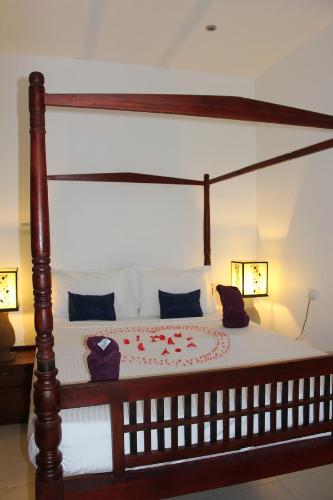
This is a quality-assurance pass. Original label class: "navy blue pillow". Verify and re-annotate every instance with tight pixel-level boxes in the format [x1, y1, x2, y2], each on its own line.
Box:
[68, 292, 116, 321]
[159, 289, 203, 319]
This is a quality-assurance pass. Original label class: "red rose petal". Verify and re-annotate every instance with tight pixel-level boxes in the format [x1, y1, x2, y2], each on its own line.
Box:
[187, 337, 193, 341]
[136, 335, 141, 341]
[138, 342, 145, 351]
[150, 336, 157, 342]
[159, 335, 166, 340]
[167, 337, 175, 345]
[174, 332, 182, 338]
[123, 339, 130, 345]
[161, 348, 170, 355]
[187, 342, 197, 348]
[175, 348, 182, 353]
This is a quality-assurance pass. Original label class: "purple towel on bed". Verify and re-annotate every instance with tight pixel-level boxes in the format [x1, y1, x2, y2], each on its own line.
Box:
[86, 336, 121, 382]
[216, 285, 249, 328]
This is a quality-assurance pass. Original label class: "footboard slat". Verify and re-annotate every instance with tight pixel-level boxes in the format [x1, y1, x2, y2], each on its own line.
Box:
[171, 397, 178, 449]
[157, 398, 165, 451]
[184, 394, 192, 446]
[197, 393, 205, 445]
[210, 391, 218, 443]
[281, 381, 289, 431]
[223, 389, 230, 442]
[129, 401, 137, 454]
[143, 399, 151, 453]
[303, 377, 311, 426]
[235, 388, 242, 438]
[324, 375, 331, 421]
[314, 376, 321, 424]
[247, 386, 254, 438]
[292, 379, 299, 429]
[258, 384, 266, 434]
[270, 382, 277, 432]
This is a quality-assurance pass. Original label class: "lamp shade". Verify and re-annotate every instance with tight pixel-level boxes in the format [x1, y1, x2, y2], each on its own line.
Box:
[231, 261, 268, 297]
[0, 268, 19, 312]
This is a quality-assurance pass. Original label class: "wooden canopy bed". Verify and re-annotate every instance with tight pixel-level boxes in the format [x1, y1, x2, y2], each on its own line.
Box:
[29, 71, 333, 500]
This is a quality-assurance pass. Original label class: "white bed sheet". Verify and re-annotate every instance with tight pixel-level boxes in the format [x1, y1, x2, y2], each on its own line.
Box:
[28, 314, 328, 476]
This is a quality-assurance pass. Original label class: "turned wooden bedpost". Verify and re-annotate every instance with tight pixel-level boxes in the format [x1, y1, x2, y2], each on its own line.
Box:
[203, 174, 211, 265]
[29, 72, 64, 500]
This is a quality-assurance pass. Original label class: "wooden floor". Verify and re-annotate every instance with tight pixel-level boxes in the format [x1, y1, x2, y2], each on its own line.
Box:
[1, 424, 333, 500]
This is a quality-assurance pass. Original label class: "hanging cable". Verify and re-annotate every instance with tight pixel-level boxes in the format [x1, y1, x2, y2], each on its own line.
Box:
[295, 297, 312, 341]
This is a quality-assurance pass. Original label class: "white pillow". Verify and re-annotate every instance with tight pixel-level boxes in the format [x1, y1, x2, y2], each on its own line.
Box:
[52, 267, 139, 319]
[137, 267, 216, 317]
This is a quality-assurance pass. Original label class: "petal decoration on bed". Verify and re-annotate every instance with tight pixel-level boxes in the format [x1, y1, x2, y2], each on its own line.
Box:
[85, 324, 230, 367]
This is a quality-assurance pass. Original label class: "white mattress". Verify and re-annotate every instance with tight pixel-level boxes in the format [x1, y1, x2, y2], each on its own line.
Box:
[28, 314, 328, 476]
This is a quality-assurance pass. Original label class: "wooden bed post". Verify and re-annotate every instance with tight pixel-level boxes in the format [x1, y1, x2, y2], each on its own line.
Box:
[203, 174, 211, 265]
[29, 72, 64, 500]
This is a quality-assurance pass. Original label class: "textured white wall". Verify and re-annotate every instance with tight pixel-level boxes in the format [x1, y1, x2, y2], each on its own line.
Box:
[255, 24, 333, 351]
[0, 54, 256, 344]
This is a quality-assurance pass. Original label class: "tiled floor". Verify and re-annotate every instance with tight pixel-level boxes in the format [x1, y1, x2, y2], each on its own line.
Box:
[1, 424, 332, 499]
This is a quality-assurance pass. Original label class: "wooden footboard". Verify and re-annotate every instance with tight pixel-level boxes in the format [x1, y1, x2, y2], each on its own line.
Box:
[59, 355, 333, 499]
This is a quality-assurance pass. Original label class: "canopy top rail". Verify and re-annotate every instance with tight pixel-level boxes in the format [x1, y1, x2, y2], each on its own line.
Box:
[47, 137, 333, 187]
[28, 71, 333, 187]
[43, 90, 333, 130]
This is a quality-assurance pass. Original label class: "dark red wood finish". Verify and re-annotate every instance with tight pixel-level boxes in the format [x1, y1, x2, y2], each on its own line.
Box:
[44, 93, 333, 129]
[47, 171, 204, 186]
[63, 436, 333, 499]
[30, 71, 333, 500]
[29, 72, 64, 500]
[203, 174, 211, 265]
[58, 353, 333, 498]
[60, 355, 333, 408]
[0, 349, 34, 424]
[210, 137, 333, 184]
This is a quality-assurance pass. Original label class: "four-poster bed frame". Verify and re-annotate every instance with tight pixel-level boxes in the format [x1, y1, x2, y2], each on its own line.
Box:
[29, 71, 333, 500]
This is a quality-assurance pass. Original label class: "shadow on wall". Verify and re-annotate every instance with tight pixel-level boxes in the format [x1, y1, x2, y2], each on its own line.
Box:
[17, 77, 35, 345]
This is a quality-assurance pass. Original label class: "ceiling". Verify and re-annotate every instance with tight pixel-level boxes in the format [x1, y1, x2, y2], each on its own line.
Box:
[1, 0, 333, 76]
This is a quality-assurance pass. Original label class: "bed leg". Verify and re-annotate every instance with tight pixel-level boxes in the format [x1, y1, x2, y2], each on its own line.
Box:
[34, 370, 64, 500]
[29, 71, 64, 500]
[36, 475, 64, 500]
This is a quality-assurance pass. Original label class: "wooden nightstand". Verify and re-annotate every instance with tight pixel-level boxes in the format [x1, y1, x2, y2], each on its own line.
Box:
[0, 348, 35, 425]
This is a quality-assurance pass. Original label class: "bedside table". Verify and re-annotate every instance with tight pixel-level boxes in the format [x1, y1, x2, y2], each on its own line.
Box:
[0, 348, 35, 425]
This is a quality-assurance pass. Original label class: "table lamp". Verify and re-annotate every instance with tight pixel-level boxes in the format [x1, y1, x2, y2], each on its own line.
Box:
[0, 268, 18, 363]
[231, 261, 268, 297]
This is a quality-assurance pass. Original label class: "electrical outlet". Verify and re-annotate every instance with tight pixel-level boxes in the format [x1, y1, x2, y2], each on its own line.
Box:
[308, 288, 318, 300]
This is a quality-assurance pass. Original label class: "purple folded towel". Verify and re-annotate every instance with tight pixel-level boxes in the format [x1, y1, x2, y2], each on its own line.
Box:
[216, 285, 249, 328]
[86, 336, 121, 382]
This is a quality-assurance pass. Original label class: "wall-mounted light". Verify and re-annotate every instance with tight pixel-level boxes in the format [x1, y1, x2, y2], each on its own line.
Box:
[231, 261, 268, 297]
[0, 268, 19, 363]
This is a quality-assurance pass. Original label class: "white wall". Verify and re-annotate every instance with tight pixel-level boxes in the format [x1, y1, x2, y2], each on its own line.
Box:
[255, 24, 333, 351]
[0, 53, 257, 345]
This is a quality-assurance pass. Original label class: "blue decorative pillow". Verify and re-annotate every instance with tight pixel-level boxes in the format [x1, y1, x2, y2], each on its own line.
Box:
[159, 289, 203, 319]
[68, 292, 116, 321]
